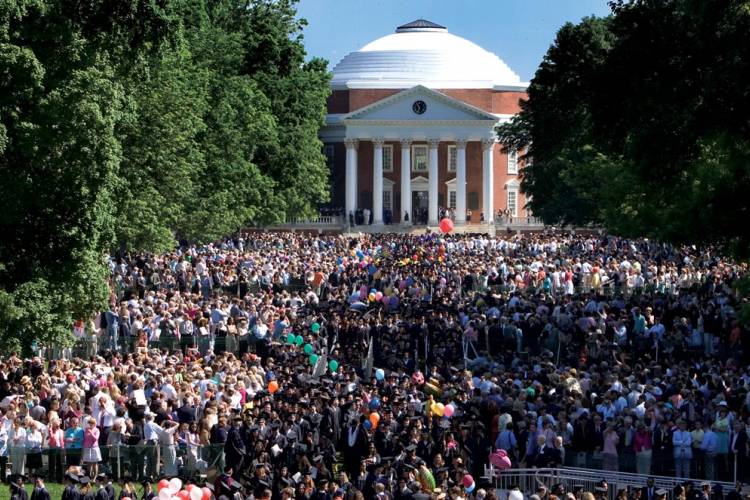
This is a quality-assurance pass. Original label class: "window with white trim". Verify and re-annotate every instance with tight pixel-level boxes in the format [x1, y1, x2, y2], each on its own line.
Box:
[412, 145, 428, 172]
[507, 149, 518, 175]
[383, 188, 393, 213]
[382, 144, 393, 172]
[448, 189, 457, 209]
[447, 145, 457, 172]
[507, 189, 518, 217]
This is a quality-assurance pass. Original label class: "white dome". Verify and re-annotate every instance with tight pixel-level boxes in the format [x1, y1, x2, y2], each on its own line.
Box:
[331, 20, 525, 90]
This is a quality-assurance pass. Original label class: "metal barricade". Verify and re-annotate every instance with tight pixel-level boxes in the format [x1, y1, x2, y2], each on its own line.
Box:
[483, 467, 735, 500]
[4, 443, 223, 482]
[484, 467, 734, 500]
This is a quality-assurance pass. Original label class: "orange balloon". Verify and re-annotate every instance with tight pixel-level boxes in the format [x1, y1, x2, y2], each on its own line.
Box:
[268, 380, 279, 394]
[369, 412, 380, 428]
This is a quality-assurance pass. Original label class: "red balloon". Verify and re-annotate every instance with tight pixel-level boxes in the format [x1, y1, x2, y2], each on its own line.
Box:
[201, 487, 212, 500]
[439, 218, 454, 234]
[157, 479, 170, 492]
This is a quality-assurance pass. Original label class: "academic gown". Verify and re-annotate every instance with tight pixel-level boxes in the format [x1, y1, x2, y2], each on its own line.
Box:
[30, 487, 51, 500]
[62, 485, 82, 500]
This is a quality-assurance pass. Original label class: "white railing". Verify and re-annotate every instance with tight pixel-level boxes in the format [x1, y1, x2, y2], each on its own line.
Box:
[483, 467, 734, 500]
[495, 216, 546, 227]
[284, 216, 339, 226]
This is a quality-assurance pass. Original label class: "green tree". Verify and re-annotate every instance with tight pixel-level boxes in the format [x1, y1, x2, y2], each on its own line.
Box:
[0, 0, 331, 350]
[113, 0, 330, 250]
[498, 0, 750, 255]
[0, 0, 175, 351]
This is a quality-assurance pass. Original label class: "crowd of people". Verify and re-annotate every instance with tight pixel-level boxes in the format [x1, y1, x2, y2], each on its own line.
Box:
[1, 231, 750, 500]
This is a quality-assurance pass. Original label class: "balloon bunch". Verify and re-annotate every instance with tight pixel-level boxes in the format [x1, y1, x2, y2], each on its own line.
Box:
[156, 479, 210, 500]
[282, 325, 340, 374]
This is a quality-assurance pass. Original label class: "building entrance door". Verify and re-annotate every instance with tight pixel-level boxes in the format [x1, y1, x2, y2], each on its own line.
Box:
[412, 191, 428, 225]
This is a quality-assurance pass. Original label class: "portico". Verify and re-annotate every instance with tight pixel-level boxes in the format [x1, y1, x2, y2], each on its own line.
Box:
[341, 85, 498, 226]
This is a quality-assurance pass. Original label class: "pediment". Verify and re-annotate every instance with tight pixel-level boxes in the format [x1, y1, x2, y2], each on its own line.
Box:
[343, 85, 498, 123]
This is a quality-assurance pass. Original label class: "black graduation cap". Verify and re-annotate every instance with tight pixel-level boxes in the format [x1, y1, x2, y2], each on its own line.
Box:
[256, 480, 270, 489]
[66, 472, 80, 483]
[79, 476, 91, 485]
[405, 444, 417, 452]
[280, 478, 293, 487]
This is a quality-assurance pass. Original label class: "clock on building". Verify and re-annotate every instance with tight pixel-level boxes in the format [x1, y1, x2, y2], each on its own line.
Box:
[412, 100, 427, 115]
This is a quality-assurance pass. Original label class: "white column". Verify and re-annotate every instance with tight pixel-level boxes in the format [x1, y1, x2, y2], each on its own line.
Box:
[482, 138, 495, 224]
[455, 139, 467, 224]
[372, 138, 384, 224]
[400, 139, 412, 225]
[428, 139, 439, 225]
[344, 138, 359, 218]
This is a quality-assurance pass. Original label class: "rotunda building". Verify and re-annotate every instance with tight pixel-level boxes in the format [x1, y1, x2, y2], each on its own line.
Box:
[320, 19, 528, 226]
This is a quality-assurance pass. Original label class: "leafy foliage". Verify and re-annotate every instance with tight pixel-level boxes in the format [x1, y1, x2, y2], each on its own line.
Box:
[0, 0, 330, 350]
[498, 0, 750, 256]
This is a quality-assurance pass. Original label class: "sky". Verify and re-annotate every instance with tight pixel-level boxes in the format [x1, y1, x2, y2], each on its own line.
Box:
[296, 0, 612, 82]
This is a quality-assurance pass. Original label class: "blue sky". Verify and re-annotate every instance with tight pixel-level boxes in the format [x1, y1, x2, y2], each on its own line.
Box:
[296, 0, 612, 82]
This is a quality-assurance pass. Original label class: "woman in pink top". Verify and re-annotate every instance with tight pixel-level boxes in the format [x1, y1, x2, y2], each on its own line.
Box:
[633, 421, 653, 475]
[82, 417, 102, 478]
[602, 423, 620, 471]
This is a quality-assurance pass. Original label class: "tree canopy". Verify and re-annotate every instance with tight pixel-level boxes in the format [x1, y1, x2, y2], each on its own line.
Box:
[498, 0, 750, 256]
[0, 0, 330, 351]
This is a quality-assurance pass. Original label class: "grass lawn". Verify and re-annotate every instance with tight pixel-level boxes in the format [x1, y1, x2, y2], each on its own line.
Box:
[18, 482, 156, 498]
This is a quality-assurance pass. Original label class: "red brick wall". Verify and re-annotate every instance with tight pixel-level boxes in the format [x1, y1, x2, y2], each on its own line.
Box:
[492, 91, 526, 114]
[327, 88, 528, 115]
[349, 89, 401, 112]
[327, 90, 350, 114]
[440, 89, 494, 112]
[357, 141, 374, 210]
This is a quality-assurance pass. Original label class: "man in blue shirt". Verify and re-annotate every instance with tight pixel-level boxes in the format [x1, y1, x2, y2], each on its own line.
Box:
[495, 423, 518, 461]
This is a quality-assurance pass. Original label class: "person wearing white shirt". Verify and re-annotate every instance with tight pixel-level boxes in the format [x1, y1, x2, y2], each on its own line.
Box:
[155, 420, 179, 477]
[8, 418, 26, 474]
[24, 419, 44, 475]
[672, 420, 693, 478]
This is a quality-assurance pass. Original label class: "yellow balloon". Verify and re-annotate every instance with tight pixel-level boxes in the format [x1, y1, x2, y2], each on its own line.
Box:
[434, 402, 445, 417]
